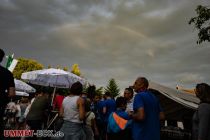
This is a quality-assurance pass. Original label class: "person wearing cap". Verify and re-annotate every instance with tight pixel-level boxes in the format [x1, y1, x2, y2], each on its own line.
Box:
[132, 77, 164, 140]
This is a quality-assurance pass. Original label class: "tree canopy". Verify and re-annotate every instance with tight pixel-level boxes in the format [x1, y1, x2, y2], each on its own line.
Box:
[13, 57, 43, 79]
[71, 64, 81, 76]
[105, 78, 120, 98]
[189, 5, 210, 44]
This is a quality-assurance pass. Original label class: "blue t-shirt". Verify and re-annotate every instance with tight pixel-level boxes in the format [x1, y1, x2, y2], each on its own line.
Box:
[104, 98, 116, 122]
[96, 100, 106, 122]
[107, 109, 131, 133]
[132, 90, 163, 140]
[115, 109, 130, 120]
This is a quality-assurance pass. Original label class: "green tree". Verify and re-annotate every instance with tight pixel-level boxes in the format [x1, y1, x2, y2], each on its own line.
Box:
[83, 85, 103, 99]
[48, 65, 52, 68]
[96, 87, 103, 96]
[105, 78, 120, 98]
[13, 57, 44, 79]
[189, 5, 210, 44]
[63, 66, 68, 71]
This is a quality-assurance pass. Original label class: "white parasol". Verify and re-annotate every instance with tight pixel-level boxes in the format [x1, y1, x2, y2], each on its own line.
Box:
[21, 68, 87, 105]
[15, 79, 36, 93]
[21, 68, 86, 88]
[15, 91, 29, 97]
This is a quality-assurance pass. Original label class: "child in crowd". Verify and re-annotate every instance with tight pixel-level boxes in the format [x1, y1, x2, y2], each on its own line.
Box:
[16, 97, 29, 129]
[107, 97, 132, 140]
[84, 99, 99, 140]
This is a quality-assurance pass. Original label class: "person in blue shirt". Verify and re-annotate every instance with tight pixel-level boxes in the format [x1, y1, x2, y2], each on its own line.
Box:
[95, 95, 106, 140]
[107, 96, 132, 140]
[132, 77, 165, 140]
[103, 92, 116, 123]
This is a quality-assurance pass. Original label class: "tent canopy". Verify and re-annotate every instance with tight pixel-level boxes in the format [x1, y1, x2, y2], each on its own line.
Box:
[148, 81, 200, 121]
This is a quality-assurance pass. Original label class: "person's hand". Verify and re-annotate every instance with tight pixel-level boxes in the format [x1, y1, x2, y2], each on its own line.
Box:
[94, 129, 99, 136]
[8, 87, 15, 97]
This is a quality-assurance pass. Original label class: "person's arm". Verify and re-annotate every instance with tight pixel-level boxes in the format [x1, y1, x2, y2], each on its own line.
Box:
[198, 104, 210, 140]
[103, 106, 107, 114]
[78, 97, 85, 121]
[102, 100, 107, 114]
[24, 104, 31, 118]
[8, 87, 15, 97]
[8, 72, 15, 98]
[158, 103, 165, 120]
[59, 104, 64, 117]
[132, 94, 145, 121]
[159, 112, 165, 120]
[132, 107, 145, 121]
[127, 111, 134, 117]
[91, 118, 99, 136]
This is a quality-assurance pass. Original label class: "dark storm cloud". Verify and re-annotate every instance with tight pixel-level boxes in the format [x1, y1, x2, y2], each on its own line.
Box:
[1, 0, 210, 91]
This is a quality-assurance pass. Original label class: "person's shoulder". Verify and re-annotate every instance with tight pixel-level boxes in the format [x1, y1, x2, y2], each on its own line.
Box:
[63, 96, 70, 100]
[116, 110, 129, 120]
[0, 65, 12, 75]
[135, 92, 144, 98]
[198, 103, 210, 116]
[89, 111, 95, 117]
[199, 103, 210, 110]
[107, 98, 115, 102]
[98, 100, 105, 105]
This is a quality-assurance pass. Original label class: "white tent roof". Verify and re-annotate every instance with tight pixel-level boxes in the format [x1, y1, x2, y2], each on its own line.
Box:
[149, 81, 199, 110]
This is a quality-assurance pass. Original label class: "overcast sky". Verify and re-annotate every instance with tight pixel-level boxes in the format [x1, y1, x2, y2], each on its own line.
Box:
[1, 0, 210, 92]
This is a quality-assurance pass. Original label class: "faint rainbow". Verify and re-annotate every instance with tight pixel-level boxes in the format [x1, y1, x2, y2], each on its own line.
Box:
[115, 25, 155, 43]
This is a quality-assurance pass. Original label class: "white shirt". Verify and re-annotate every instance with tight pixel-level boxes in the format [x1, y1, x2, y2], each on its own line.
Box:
[85, 111, 95, 126]
[126, 97, 134, 112]
[62, 96, 82, 123]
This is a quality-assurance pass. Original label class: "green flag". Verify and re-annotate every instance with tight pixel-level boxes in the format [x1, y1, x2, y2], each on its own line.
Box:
[5, 54, 18, 72]
[6, 54, 14, 69]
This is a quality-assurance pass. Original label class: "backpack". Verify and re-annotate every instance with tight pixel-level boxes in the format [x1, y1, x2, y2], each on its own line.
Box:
[107, 112, 131, 133]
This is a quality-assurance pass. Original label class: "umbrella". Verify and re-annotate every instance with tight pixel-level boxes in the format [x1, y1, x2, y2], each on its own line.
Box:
[15, 91, 29, 97]
[21, 68, 87, 105]
[15, 79, 36, 93]
[21, 68, 86, 88]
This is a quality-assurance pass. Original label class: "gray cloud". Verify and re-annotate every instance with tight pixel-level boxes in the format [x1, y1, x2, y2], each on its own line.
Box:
[1, 0, 210, 92]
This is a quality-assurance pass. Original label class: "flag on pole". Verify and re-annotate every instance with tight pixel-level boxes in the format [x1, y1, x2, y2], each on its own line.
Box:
[6, 54, 14, 68]
[5, 54, 18, 72]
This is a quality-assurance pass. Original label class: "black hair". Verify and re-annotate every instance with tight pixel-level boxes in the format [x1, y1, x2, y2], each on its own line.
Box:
[85, 98, 91, 112]
[125, 87, 134, 95]
[105, 91, 111, 97]
[0, 48, 5, 62]
[87, 85, 96, 100]
[196, 83, 210, 102]
[116, 97, 127, 108]
[70, 81, 83, 95]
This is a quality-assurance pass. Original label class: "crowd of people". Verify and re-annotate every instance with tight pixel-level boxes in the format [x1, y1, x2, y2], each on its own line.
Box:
[1, 48, 210, 140]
